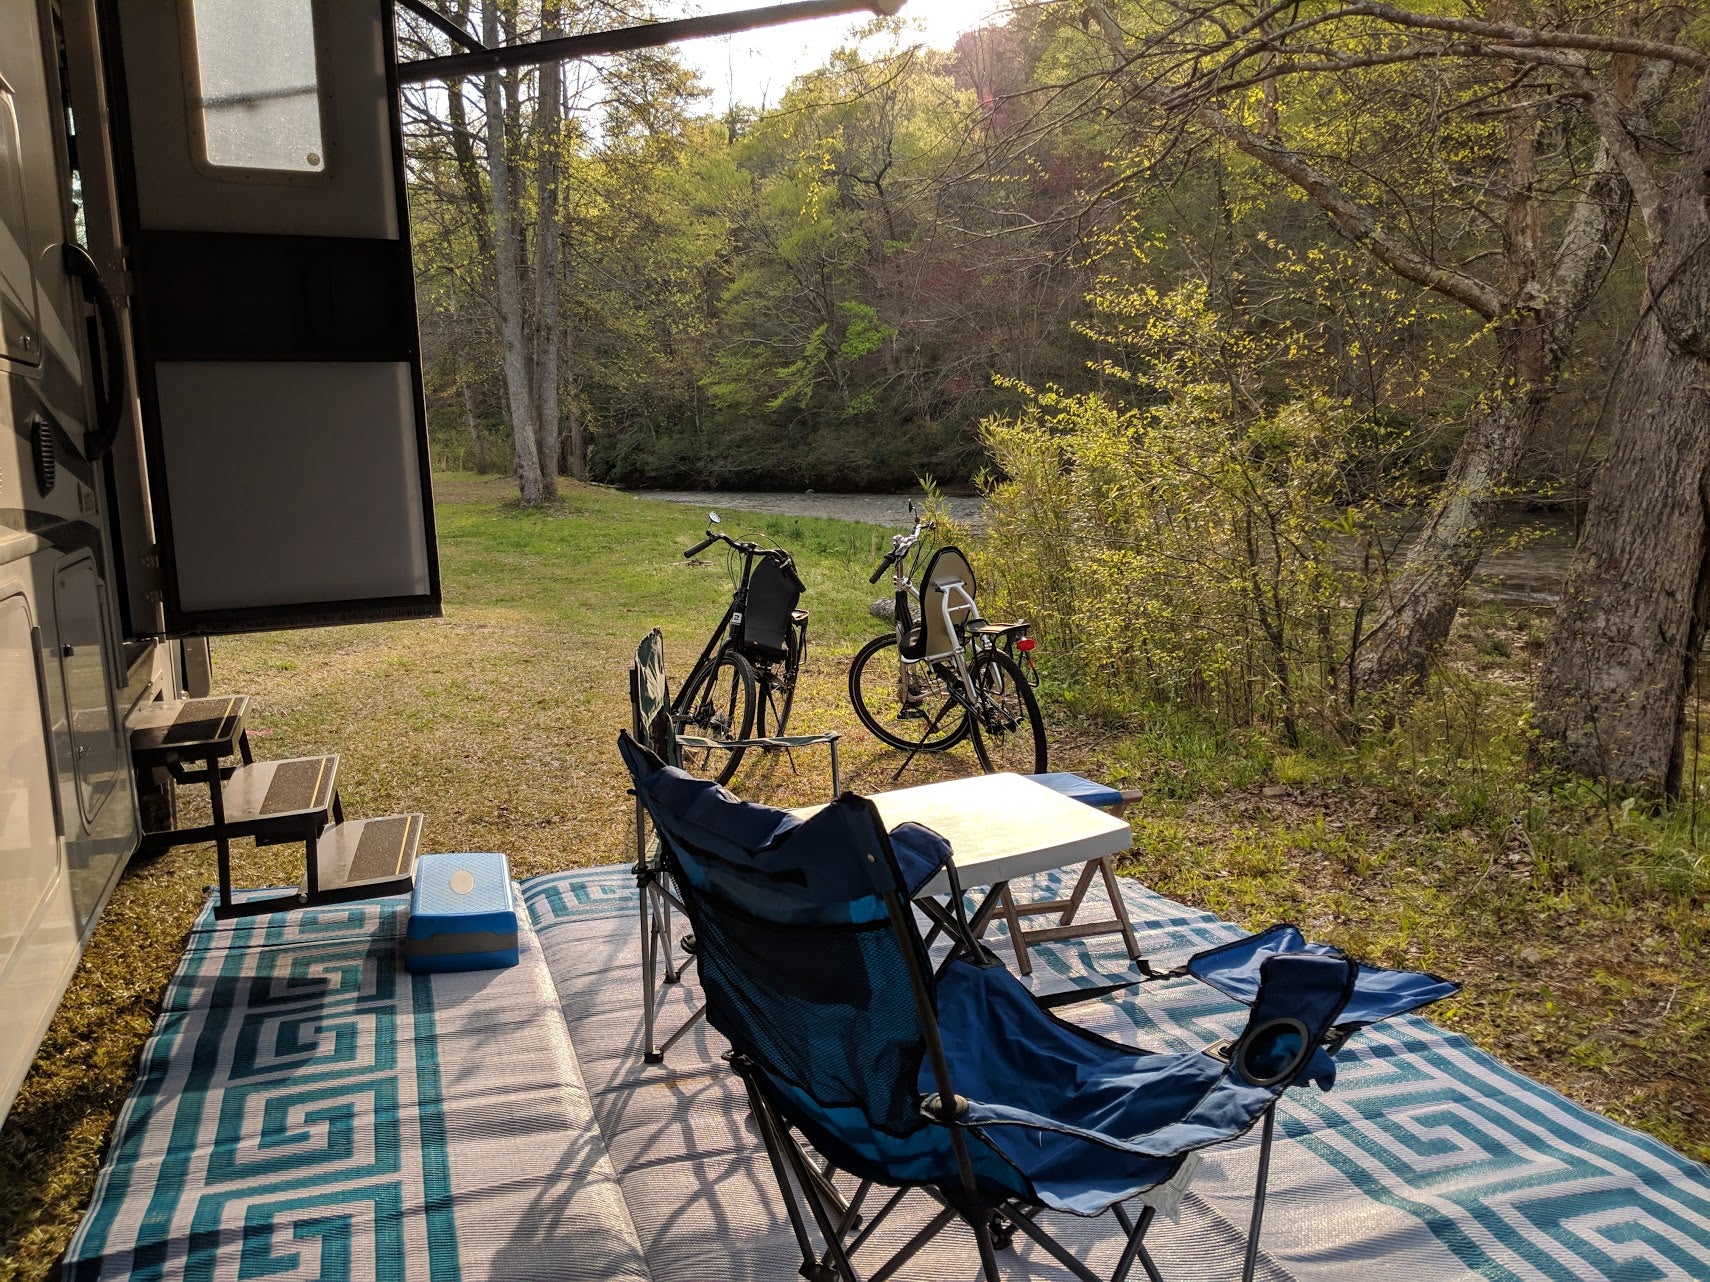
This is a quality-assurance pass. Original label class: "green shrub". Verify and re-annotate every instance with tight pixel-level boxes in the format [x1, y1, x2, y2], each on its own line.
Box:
[979, 281, 1412, 745]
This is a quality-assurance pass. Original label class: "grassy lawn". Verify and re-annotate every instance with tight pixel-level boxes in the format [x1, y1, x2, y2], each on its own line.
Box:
[1, 472, 1705, 1278]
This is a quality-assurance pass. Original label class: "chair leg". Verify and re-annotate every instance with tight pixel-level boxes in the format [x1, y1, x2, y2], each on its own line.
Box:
[779, 1115, 868, 1281]
[656, 883, 681, 983]
[1110, 1203, 1162, 1282]
[652, 1003, 707, 1060]
[842, 1186, 910, 1258]
[1242, 1105, 1279, 1282]
[639, 881, 661, 1063]
[733, 1058, 835, 1280]
[1003, 1205, 1104, 1282]
[972, 1216, 1004, 1282]
[868, 1205, 960, 1282]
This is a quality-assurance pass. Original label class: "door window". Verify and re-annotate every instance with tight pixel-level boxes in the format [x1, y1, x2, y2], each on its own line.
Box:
[185, 0, 325, 174]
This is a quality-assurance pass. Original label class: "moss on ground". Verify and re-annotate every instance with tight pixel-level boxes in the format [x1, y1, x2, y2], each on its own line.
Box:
[1, 474, 1704, 1279]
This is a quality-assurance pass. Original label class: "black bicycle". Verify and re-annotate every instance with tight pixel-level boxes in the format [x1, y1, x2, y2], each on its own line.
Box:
[675, 513, 811, 785]
[849, 515, 1048, 776]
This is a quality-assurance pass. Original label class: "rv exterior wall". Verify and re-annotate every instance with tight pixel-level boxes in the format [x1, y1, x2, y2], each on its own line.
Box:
[0, 0, 157, 1124]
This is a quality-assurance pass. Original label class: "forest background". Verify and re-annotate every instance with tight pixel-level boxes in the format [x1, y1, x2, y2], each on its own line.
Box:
[397, 1, 1710, 799]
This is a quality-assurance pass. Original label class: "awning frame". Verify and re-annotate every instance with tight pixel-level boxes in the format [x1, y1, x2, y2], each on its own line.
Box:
[395, 0, 905, 84]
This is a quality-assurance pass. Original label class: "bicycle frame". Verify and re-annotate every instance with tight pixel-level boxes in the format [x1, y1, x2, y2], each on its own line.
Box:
[884, 526, 1014, 703]
[674, 525, 809, 728]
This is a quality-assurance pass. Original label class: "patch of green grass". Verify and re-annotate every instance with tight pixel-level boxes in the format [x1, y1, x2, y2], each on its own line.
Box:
[1095, 608, 1710, 1165]
[2, 473, 1706, 1281]
[0, 476, 956, 1281]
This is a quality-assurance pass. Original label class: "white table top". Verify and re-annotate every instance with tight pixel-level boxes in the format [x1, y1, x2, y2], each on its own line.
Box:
[825, 772, 1133, 898]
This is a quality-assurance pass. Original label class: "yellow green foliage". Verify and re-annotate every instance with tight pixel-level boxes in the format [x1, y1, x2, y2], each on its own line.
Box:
[981, 277, 1415, 743]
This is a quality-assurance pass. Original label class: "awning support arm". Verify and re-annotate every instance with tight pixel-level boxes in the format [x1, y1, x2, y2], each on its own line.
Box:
[397, 0, 903, 84]
[396, 0, 486, 53]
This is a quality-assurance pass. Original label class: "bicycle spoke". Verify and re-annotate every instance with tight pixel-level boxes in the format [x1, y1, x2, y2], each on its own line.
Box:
[970, 650, 1048, 774]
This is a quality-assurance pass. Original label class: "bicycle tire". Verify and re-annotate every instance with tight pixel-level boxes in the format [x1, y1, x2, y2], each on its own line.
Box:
[969, 649, 1048, 774]
[677, 648, 757, 784]
[848, 634, 969, 752]
[768, 620, 804, 737]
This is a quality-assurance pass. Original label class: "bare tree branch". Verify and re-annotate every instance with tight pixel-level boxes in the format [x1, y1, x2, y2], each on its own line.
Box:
[1087, 3, 1504, 319]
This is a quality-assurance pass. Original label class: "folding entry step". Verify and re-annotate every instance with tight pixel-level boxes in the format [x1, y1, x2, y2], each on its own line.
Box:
[220, 755, 341, 842]
[128, 694, 426, 920]
[308, 813, 425, 903]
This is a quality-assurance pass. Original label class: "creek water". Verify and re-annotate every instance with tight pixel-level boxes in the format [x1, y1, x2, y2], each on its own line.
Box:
[628, 489, 1575, 607]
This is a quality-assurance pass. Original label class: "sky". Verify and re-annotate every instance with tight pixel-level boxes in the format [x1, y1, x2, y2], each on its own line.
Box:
[669, 0, 1004, 112]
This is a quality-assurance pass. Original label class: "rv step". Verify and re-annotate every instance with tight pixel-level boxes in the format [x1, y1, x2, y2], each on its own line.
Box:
[219, 755, 340, 840]
[130, 695, 253, 841]
[129, 694, 249, 763]
[304, 814, 424, 903]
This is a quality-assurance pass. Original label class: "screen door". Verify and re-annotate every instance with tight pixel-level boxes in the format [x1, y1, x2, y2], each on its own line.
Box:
[101, 0, 438, 632]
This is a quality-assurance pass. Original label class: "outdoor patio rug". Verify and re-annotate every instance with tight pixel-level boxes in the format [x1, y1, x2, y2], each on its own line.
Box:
[526, 864, 1710, 1282]
[62, 889, 651, 1282]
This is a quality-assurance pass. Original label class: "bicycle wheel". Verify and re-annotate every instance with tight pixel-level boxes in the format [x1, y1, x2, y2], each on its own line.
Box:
[969, 649, 1048, 774]
[757, 620, 803, 737]
[676, 648, 757, 784]
[848, 634, 969, 752]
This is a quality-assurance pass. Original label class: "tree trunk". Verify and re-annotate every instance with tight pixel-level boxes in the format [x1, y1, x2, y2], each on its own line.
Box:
[1354, 386, 1547, 693]
[481, 7, 544, 506]
[460, 374, 486, 473]
[1532, 82, 1710, 795]
[564, 381, 586, 481]
[1352, 58, 1676, 697]
[532, 0, 564, 492]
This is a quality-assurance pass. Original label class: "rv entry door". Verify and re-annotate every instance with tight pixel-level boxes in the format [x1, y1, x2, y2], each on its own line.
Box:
[101, 0, 438, 633]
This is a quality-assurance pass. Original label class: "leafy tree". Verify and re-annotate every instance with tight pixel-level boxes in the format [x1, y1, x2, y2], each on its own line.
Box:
[1025, 0, 1684, 705]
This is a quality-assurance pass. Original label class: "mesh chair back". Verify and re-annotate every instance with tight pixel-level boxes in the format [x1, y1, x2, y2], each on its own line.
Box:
[920, 546, 977, 659]
[619, 733, 976, 1184]
[631, 628, 677, 765]
[739, 552, 804, 660]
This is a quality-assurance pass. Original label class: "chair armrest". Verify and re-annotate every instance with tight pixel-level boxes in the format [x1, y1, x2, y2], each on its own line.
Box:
[675, 734, 739, 753]
[677, 733, 840, 751]
[754, 732, 841, 748]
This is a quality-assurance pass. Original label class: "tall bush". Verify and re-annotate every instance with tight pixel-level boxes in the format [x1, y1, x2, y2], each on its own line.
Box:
[981, 282, 1412, 743]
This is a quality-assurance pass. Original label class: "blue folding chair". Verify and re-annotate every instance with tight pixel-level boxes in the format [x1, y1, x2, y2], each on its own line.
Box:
[628, 628, 843, 1062]
[619, 730, 1458, 1282]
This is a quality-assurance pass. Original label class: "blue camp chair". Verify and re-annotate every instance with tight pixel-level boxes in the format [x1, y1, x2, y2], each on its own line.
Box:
[619, 730, 1458, 1282]
[628, 627, 842, 1062]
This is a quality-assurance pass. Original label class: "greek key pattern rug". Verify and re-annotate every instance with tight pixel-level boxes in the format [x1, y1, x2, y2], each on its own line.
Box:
[525, 866, 1710, 1282]
[63, 890, 650, 1282]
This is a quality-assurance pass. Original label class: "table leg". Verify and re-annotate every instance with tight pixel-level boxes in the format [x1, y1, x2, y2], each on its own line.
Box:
[206, 751, 235, 917]
[919, 883, 1011, 974]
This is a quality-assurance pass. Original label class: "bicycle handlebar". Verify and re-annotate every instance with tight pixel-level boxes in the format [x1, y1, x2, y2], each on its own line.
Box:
[869, 517, 938, 582]
[685, 529, 767, 560]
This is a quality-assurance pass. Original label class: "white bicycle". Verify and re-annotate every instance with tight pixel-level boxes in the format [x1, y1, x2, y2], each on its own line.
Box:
[847, 515, 1047, 776]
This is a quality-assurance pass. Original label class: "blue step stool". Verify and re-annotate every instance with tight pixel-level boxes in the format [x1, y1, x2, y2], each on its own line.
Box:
[404, 852, 520, 974]
[1027, 771, 1126, 811]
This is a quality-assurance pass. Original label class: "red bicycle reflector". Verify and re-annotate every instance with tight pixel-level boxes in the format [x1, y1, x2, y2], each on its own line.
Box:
[1017, 637, 1036, 652]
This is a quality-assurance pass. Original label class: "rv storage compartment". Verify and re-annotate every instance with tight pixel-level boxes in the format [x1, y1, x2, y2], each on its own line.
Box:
[404, 852, 519, 974]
